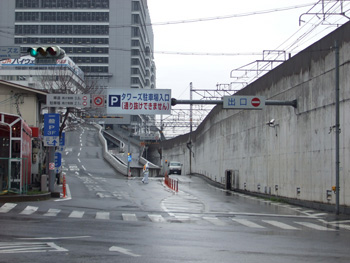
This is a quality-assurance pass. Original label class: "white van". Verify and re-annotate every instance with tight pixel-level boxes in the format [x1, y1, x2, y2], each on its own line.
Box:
[168, 161, 182, 175]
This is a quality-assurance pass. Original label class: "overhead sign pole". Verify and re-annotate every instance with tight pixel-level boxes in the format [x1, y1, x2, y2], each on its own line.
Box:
[171, 97, 297, 108]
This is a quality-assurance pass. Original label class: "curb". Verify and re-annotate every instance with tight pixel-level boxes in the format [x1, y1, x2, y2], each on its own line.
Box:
[0, 192, 52, 202]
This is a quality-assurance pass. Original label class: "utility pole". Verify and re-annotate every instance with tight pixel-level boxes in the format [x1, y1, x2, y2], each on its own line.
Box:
[335, 40, 340, 215]
[48, 107, 56, 193]
[189, 82, 193, 176]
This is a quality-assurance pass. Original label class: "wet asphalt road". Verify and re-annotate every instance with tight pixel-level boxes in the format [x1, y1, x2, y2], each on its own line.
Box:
[0, 123, 349, 263]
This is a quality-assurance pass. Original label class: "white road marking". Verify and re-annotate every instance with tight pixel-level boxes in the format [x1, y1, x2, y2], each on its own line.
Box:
[203, 217, 227, 226]
[0, 242, 68, 253]
[55, 184, 72, 202]
[20, 206, 38, 215]
[109, 246, 140, 257]
[0, 203, 17, 213]
[96, 212, 110, 220]
[148, 214, 166, 223]
[295, 222, 336, 231]
[44, 209, 61, 217]
[69, 211, 85, 218]
[122, 213, 138, 222]
[262, 220, 299, 230]
[18, 236, 91, 240]
[232, 219, 265, 229]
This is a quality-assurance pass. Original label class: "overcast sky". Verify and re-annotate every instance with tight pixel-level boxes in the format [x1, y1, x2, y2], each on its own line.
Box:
[147, 0, 348, 99]
[147, 1, 350, 137]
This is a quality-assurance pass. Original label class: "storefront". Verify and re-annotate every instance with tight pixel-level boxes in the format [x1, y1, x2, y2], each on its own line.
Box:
[0, 112, 32, 194]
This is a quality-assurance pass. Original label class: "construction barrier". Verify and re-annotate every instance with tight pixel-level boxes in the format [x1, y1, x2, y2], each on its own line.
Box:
[164, 172, 178, 192]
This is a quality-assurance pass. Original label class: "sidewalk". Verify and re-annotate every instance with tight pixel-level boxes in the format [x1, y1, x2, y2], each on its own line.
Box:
[0, 184, 61, 203]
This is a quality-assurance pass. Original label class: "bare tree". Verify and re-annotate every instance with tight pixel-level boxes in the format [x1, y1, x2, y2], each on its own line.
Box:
[34, 64, 100, 137]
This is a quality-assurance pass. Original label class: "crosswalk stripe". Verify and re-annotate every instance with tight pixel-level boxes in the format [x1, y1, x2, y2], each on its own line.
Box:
[203, 217, 227, 226]
[331, 223, 350, 231]
[122, 213, 138, 222]
[44, 209, 61, 217]
[96, 212, 110, 220]
[68, 211, 85, 218]
[262, 220, 300, 230]
[232, 219, 265, 229]
[0, 203, 17, 213]
[20, 206, 38, 215]
[148, 214, 166, 223]
[295, 222, 336, 231]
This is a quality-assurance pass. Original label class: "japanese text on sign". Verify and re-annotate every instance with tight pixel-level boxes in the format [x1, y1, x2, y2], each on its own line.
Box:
[223, 96, 265, 110]
[46, 94, 90, 108]
[107, 89, 171, 115]
[0, 46, 20, 59]
[44, 113, 60, 137]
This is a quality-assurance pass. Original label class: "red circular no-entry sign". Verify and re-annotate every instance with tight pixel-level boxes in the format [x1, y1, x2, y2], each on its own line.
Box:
[94, 96, 103, 106]
[251, 97, 261, 107]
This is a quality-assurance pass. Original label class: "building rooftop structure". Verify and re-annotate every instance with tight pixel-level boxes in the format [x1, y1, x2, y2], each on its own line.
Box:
[0, 55, 85, 94]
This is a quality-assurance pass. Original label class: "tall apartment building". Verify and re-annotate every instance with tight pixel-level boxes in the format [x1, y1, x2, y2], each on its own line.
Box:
[0, 0, 156, 92]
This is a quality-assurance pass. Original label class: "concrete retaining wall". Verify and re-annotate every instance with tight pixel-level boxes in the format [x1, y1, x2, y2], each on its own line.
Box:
[162, 21, 350, 209]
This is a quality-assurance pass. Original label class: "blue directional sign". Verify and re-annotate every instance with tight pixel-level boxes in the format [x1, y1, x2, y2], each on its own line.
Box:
[44, 113, 60, 136]
[55, 152, 62, 168]
[128, 153, 132, 163]
[59, 132, 65, 146]
[44, 136, 59, 146]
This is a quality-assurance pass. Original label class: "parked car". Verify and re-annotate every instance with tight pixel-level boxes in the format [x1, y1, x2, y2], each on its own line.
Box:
[168, 161, 182, 175]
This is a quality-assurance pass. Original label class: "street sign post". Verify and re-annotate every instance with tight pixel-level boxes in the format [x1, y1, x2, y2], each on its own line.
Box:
[223, 96, 265, 110]
[107, 89, 171, 115]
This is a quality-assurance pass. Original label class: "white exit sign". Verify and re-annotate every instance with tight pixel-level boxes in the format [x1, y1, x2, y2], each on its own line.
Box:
[223, 96, 265, 110]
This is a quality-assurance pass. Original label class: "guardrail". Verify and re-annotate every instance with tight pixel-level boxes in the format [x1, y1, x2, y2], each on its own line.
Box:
[164, 172, 178, 192]
[93, 123, 127, 176]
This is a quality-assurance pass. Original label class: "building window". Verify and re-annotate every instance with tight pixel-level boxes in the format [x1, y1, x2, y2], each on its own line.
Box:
[131, 77, 139, 84]
[132, 27, 139, 37]
[131, 59, 139, 66]
[16, 0, 39, 8]
[132, 1, 140, 11]
[15, 25, 39, 35]
[15, 12, 40, 22]
[132, 40, 139, 47]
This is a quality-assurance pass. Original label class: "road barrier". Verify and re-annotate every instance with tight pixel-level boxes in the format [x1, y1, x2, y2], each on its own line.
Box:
[164, 172, 178, 192]
[62, 173, 66, 198]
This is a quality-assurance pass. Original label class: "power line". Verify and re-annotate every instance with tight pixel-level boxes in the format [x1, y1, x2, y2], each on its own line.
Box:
[131, 3, 316, 27]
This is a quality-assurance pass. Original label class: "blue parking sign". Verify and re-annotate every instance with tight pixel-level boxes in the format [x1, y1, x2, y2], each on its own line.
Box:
[44, 113, 60, 137]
